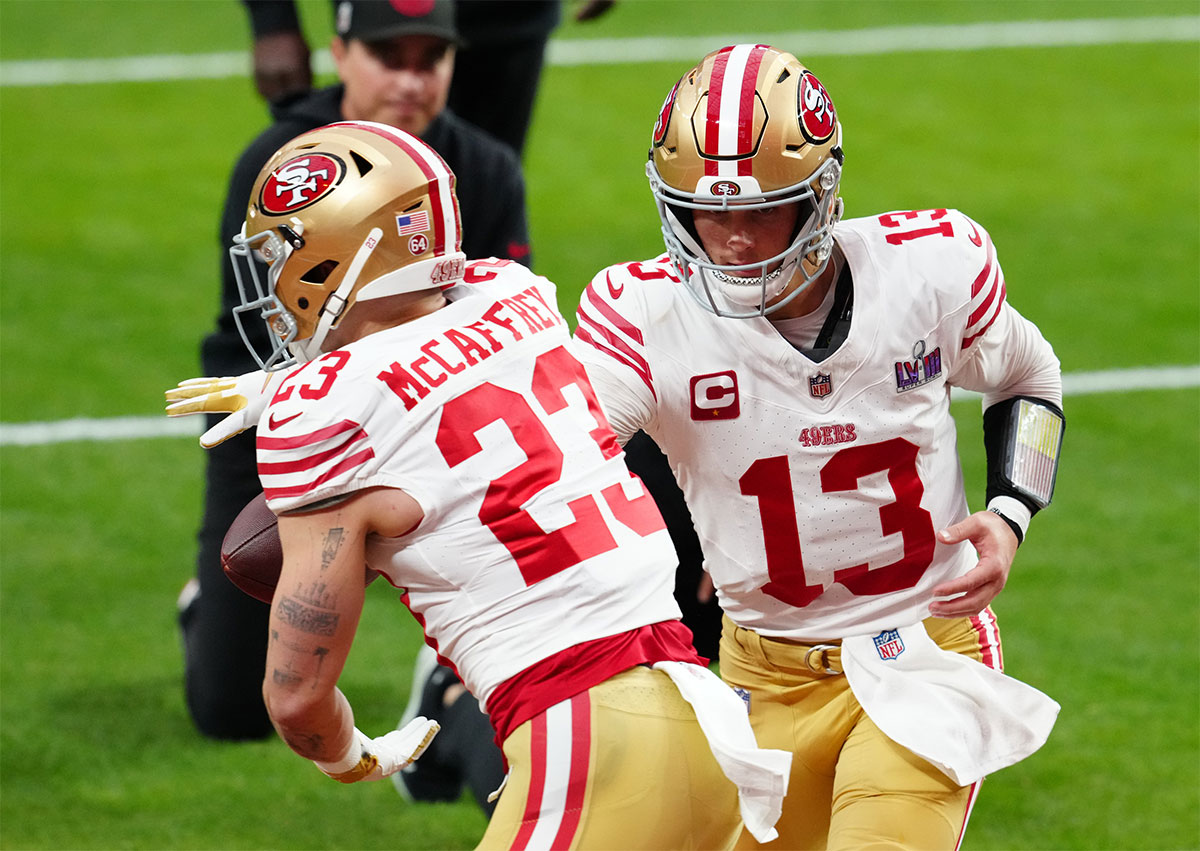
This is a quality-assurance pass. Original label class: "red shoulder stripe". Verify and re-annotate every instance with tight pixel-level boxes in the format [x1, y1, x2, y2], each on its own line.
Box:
[574, 325, 657, 400]
[256, 418, 361, 451]
[262, 447, 375, 500]
[258, 427, 369, 475]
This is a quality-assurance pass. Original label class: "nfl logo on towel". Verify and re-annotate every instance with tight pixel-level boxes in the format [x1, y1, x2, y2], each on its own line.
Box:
[872, 629, 905, 660]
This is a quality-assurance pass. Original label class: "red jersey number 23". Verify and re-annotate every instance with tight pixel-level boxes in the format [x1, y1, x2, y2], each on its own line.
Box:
[435, 345, 664, 587]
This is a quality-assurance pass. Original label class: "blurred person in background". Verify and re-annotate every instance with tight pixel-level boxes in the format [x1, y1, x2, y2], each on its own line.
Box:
[242, 0, 616, 157]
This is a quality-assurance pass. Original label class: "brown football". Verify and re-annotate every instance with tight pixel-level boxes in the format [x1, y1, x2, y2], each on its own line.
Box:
[221, 493, 282, 604]
[221, 492, 381, 603]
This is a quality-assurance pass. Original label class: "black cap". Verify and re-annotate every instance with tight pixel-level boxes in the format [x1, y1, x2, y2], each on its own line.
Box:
[334, 0, 460, 45]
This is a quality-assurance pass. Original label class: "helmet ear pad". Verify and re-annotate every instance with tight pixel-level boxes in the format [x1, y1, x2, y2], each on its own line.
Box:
[287, 259, 340, 335]
[665, 203, 701, 255]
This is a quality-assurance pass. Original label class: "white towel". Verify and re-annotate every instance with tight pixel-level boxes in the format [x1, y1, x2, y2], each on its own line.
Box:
[653, 661, 792, 843]
[841, 623, 1059, 786]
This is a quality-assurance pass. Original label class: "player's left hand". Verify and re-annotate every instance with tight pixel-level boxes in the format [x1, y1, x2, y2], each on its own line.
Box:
[164, 370, 284, 448]
[928, 510, 1018, 618]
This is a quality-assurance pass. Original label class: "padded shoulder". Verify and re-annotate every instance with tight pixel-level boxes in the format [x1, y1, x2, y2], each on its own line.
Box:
[581, 254, 682, 326]
[841, 209, 1006, 351]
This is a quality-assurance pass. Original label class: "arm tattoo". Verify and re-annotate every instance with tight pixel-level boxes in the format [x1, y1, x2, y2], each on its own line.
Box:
[297, 580, 336, 608]
[271, 648, 329, 692]
[272, 666, 303, 689]
[276, 595, 339, 636]
[320, 528, 345, 571]
[284, 731, 324, 757]
[271, 627, 322, 655]
[311, 646, 330, 689]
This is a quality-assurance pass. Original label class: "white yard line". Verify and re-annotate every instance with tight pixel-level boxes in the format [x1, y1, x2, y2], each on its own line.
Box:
[1, 365, 1196, 447]
[1, 16, 1196, 87]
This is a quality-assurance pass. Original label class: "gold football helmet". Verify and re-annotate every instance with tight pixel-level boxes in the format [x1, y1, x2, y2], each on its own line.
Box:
[230, 120, 466, 370]
[647, 44, 844, 318]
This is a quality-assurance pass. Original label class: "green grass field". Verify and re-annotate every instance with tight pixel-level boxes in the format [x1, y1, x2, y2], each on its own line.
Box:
[2, 1, 1197, 848]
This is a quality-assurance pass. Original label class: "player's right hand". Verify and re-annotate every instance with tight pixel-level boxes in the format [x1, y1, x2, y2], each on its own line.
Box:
[929, 510, 1017, 618]
[252, 31, 313, 103]
[164, 370, 283, 448]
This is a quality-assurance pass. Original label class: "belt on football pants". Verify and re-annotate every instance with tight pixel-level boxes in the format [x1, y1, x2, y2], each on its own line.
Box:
[774, 637, 842, 675]
[724, 616, 843, 676]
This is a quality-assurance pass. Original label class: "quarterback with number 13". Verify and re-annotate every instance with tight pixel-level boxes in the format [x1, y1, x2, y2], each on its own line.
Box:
[573, 44, 1066, 849]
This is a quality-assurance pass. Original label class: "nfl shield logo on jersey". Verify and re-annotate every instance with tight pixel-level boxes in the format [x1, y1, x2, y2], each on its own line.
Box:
[872, 629, 906, 660]
[809, 373, 832, 398]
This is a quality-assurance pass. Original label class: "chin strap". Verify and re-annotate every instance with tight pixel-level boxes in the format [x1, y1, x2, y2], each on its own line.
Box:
[803, 260, 853, 362]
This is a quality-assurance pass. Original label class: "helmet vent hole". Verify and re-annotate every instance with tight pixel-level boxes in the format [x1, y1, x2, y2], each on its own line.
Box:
[297, 297, 310, 310]
[300, 259, 339, 285]
[350, 150, 374, 177]
[785, 144, 803, 152]
[776, 69, 790, 84]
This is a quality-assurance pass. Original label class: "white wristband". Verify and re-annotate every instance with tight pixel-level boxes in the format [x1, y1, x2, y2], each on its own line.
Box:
[987, 496, 1031, 543]
[314, 727, 370, 775]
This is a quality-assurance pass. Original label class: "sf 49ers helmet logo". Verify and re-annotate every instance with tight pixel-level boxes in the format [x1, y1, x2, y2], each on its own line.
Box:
[260, 153, 345, 214]
[798, 71, 837, 144]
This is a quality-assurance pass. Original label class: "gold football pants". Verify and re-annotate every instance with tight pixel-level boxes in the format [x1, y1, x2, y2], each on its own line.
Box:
[721, 612, 1002, 851]
[478, 665, 742, 851]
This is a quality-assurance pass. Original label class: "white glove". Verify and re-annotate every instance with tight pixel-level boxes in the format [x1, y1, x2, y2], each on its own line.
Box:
[164, 370, 283, 448]
[314, 719, 441, 784]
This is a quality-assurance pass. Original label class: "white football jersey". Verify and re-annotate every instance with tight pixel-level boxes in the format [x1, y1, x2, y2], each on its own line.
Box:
[256, 260, 680, 709]
[575, 209, 1056, 640]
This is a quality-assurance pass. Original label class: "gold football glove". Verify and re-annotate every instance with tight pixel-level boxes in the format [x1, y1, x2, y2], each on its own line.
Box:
[164, 371, 283, 448]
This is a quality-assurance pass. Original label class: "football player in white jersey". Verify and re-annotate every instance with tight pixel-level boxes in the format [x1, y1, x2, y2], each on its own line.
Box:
[571, 45, 1065, 850]
[166, 120, 792, 849]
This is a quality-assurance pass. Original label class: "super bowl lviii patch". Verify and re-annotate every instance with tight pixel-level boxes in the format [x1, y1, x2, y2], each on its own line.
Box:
[894, 339, 942, 392]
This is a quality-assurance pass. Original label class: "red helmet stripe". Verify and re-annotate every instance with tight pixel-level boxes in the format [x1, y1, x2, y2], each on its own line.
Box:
[328, 120, 460, 256]
[736, 46, 768, 175]
[703, 47, 734, 176]
[704, 45, 770, 178]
